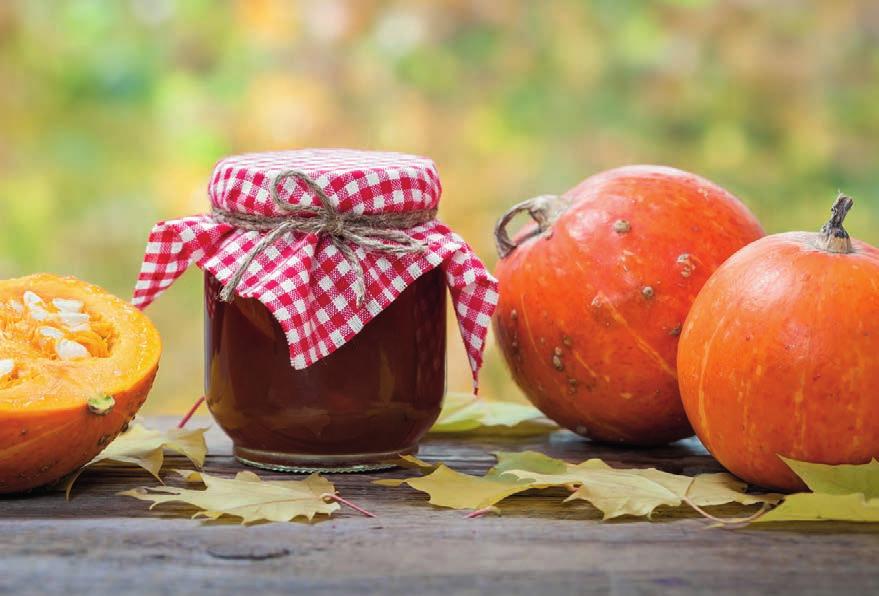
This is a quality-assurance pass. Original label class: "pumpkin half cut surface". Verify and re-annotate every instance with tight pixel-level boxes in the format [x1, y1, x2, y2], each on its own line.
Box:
[0, 274, 161, 493]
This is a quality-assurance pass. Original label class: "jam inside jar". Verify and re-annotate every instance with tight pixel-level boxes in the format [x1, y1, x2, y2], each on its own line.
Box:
[204, 268, 447, 472]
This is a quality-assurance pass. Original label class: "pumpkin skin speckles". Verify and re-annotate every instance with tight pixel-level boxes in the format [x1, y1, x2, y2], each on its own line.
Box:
[493, 165, 764, 446]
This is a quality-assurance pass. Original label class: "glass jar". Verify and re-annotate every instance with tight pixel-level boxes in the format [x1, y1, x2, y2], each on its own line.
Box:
[134, 149, 497, 475]
[204, 267, 447, 472]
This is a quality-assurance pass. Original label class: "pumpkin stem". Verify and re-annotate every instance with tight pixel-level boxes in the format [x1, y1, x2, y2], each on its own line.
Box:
[816, 193, 854, 254]
[494, 194, 570, 258]
[87, 394, 115, 416]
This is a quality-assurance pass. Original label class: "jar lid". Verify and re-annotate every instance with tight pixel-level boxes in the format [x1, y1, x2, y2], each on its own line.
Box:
[210, 149, 441, 216]
[134, 149, 498, 387]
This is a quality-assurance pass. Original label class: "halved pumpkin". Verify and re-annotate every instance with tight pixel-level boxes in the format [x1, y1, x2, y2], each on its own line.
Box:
[0, 274, 161, 493]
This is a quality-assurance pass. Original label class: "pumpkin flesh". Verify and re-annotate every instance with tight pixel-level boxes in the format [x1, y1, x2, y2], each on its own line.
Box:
[0, 274, 160, 493]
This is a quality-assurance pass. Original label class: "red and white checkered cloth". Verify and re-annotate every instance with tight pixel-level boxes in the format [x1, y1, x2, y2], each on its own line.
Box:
[133, 149, 498, 386]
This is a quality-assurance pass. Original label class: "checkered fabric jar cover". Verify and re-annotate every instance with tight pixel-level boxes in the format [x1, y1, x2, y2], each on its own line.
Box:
[133, 149, 499, 385]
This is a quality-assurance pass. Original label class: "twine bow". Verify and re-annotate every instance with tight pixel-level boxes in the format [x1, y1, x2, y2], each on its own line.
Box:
[211, 170, 436, 306]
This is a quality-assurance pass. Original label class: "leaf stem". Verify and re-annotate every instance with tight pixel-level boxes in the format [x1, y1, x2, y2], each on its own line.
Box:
[680, 477, 771, 526]
[323, 493, 376, 518]
[682, 497, 770, 526]
[466, 506, 499, 519]
[178, 396, 206, 429]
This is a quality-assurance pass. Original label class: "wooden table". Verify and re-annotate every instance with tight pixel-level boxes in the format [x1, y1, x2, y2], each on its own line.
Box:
[2, 417, 877, 595]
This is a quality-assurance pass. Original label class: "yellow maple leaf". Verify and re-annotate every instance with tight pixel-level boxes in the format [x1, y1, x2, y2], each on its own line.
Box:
[487, 450, 571, 478]
[753, 493, 879, 523]
[430, 392, 557, 436]
[506, 465, 778, 520]
[120, 470, 340, 524]
[395, 454, 438, 471]
[377, 451, 779, 519]
[63, 423, 208, 497]
[750, 457, 879, 524]
[779, 457, 879, 498]
[375, 464, 533, 510]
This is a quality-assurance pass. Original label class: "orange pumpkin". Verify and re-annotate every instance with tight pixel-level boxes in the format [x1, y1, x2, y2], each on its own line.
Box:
[678, 195, 879, 491]
[493, 165, 764, 445]
[0, 274, 160, 493]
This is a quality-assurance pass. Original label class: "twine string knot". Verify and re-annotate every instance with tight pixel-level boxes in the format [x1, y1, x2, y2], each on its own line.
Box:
[211, 169, 437, 306]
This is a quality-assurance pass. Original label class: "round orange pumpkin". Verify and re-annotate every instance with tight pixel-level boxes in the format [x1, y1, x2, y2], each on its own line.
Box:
[0, 274, 161, 493]
[493, 165, 764, 445]
[678, 195, 879, 491]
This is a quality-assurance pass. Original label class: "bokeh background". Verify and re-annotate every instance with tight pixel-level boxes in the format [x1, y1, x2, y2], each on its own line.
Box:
[1, 0, 877, 413]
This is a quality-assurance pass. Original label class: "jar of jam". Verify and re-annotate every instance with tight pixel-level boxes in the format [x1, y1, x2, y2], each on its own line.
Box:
[134, 149, 497, 472]
[204, 268, 446, 471]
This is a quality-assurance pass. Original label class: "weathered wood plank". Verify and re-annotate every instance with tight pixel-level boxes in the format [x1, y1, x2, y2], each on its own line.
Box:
[0, 417, 876, 596]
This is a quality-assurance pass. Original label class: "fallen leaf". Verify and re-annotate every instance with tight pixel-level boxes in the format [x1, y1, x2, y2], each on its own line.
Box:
[487, 450, 571, 478]
[780, 457, 879, 498]
[120, 470, 340, 523]
[375, 464, 532, 510]
[63, 423, 208, 497]
[430, 392, 557, 436]
[507, 465, 778, 520]
[753, 493, 879, 523]
[748, 457, 879, 524]
[375, 451, 572, 512]
[377, 451, 779, 520]
[683, 473, 780, 509]
[395, 454, 438, 472]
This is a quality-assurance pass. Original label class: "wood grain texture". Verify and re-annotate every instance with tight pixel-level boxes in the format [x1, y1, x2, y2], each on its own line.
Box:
[1, 417, 877, 596]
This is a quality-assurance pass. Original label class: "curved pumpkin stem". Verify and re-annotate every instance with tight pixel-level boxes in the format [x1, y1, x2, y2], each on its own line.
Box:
[494, 194, 570, 259]
[817, 193, 854, 254]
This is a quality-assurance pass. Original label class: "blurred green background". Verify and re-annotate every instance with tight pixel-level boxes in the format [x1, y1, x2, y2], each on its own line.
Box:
[1, 0, 877, 413]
